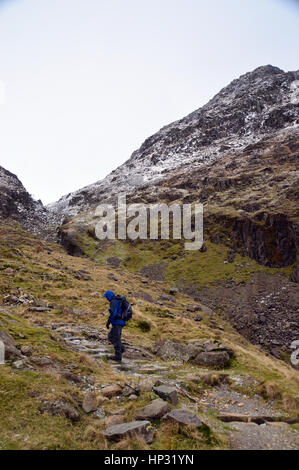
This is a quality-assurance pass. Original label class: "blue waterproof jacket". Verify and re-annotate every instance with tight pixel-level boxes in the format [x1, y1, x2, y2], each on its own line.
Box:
[104, 290, 126, 326]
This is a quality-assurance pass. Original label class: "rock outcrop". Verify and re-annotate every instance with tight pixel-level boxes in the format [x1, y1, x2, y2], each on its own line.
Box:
[48, 65, 299, 267]
[0, 165, 51, 238]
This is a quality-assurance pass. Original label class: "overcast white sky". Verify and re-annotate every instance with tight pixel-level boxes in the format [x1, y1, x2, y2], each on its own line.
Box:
[0, 0, 298, 204]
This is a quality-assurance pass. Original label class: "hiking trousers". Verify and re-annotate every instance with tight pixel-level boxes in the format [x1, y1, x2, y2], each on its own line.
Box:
[108, 325, 125, 361]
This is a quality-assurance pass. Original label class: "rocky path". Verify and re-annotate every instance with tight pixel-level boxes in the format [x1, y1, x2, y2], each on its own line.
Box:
[228, 422, 298, 450]
[40, 322, 299, 450]
[200, 385, 283, 418]
[198, 384, 299, 449]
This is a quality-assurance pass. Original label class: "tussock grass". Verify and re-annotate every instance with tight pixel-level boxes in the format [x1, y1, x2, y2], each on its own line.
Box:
[0, 222, 298, 449]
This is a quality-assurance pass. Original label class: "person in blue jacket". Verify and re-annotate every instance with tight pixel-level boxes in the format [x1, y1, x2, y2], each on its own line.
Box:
[104, 290, 126, 362]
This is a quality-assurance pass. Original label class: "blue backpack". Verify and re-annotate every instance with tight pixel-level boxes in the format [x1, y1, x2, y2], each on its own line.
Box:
[115, 295, 133, 322]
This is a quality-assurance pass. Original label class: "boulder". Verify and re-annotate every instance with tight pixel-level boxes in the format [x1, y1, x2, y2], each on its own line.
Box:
[0, 330, 21, 360]
[30, 356, 54, 367]
[104, 420, 155, 444]
[21, 345, 33, 357]
[153, 385, 178, 405]
[154, 340, 198, 362]
[82, 391, 97, 413]
[139, 378, 156, 393]
[101, 384, 122, 398]
[122, 383, 140, 397]
[187, 304, 202, 312]
[194, 351, 231, 367]
[158, 294, 176, 303]
[136, 399, 171, 421]
[163, 409, 204, 427]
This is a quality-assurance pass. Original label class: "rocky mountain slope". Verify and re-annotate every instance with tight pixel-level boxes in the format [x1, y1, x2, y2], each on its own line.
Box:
[0, 64, 298, 450]
[0, 166, 49, 238]
[43, 65, 299, 362]
[0, 223, 298, 450]
[49, 65, 299, 270]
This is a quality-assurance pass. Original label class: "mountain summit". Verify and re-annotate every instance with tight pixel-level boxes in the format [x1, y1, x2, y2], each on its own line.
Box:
[48, 65, 299, 270]
[48, 65, 299, 221]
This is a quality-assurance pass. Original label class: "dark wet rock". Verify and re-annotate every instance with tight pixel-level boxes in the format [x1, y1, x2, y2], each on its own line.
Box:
[101, 384, 122, 398]
[194, 351, 231, 367]
[271, 348, 281, 359]
[58, 228, 85, 256]
[153, 385, 178, 405]
[163, 409, 204, 427]
[158, 294, 176, 303]
[153, 339, 199, 362]
[82, 391, 97, 413]
[135, 399, 171, 421]
[104, 420, 155, 444]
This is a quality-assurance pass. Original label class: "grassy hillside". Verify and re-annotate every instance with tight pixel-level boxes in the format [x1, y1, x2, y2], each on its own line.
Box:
[0, 222, 298, 450]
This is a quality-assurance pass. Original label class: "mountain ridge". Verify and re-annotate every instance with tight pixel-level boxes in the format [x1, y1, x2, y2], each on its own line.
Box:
[47, 64, 299, 223]
[43, 65, 299, 271]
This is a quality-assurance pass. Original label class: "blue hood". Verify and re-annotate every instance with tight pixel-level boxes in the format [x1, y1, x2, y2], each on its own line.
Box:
[104, 290, 115, 301]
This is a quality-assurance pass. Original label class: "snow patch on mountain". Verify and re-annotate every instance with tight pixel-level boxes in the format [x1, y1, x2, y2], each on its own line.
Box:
[47, 65, 299, 224]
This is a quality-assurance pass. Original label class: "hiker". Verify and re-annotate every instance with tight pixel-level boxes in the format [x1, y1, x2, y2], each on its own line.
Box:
[104, 290, 128, 363]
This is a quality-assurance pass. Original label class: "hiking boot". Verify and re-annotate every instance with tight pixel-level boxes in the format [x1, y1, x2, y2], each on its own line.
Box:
[107, 356, 122, 363]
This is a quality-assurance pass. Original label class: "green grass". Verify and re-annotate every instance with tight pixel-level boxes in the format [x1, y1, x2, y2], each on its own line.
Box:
[73, 231, 293, 288]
